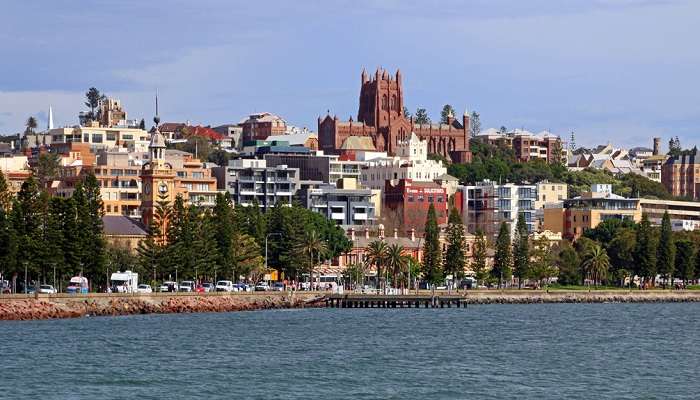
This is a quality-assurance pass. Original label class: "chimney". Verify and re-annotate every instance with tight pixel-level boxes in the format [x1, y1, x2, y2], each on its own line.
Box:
[653, 137, 661, 156]
[393, 228, 398, 239]
[409, 228, 416, 242]
[364, 227, 370, 239]
[348, 227, 355, 241]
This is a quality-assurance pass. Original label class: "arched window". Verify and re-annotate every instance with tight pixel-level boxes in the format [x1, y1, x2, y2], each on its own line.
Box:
[391, 95, 397, 111]
[382, 95, 388, 110]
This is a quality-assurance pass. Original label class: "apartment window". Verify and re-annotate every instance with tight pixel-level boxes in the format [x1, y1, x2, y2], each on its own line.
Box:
[437, 196, 443, 203]
[92, 134, 103, 143]
[122, 134, 133, 140]
[573, 215, 577, 222]
[106, 205, 111, 212]
[428, 196, 434, 203]
[192, 172, 204, 178]
[195, 183, 208, 191]
[106, 133, 116, 141]
[418, 195, 424, 202]
[83, 134, 90, 142]
[177, 171, 187, 177]
[408, 195, 414, 202]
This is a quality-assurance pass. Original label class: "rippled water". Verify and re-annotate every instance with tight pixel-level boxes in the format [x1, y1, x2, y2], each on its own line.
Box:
[2, 304, 699, 399]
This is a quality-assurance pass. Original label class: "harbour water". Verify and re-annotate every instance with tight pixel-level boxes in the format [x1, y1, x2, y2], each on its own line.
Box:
[2, 303, 699, 399]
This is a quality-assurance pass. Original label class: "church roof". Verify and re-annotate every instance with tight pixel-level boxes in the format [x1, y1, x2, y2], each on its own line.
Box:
[340, 136, 376, 151]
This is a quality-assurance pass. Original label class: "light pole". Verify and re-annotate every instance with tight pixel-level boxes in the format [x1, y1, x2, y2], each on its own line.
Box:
[53, 264, 56, 291]
[24, 262, 28, 294]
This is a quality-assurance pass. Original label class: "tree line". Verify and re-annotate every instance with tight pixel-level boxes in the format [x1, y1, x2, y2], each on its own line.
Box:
[0, 171, 105, 287]
[136, 193, 352, 286]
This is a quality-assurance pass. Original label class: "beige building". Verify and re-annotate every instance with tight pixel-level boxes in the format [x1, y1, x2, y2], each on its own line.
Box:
[49, 126, 151, 153]
[543, 184, 641, 240]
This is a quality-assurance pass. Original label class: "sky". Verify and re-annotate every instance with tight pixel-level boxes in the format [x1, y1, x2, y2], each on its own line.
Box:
[1, 0, 699, 149]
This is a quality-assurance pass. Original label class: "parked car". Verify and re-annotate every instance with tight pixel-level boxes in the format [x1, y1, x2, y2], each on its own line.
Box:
[1, 280, 12, 294]
[159, 281, 178, 292]
[195, 284, 205, 293]
[254, 282, 270, 292]
[137, 284, 153, 294]
[178, 281, 195, 292]
[215, 280, 234, 292]
[201, 282, 215, 292]
[25, 285, 36, 294]
[38, 284, 57, 294]
[271, 282, 285, 292]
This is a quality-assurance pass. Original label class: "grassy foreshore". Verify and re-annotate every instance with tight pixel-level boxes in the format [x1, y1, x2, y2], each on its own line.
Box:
[1, 290, 699, 321]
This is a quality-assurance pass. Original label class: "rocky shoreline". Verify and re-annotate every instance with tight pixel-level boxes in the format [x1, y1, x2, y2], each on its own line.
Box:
[0, 294, 320, 321]
[1, 291, 699, 321]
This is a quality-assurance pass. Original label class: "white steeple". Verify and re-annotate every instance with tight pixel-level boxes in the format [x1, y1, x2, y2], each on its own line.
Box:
[48, 106, 54, 130]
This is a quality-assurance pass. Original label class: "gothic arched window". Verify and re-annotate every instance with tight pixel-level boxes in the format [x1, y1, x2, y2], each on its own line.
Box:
[390, 95, 397, 111]
[382, 95, 388, 110]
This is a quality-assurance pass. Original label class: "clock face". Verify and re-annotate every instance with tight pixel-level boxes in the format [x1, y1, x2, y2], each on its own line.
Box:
[158, 182, 169, 194]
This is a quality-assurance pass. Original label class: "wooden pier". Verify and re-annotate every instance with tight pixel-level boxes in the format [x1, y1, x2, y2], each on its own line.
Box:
[325, 294, 466, 309]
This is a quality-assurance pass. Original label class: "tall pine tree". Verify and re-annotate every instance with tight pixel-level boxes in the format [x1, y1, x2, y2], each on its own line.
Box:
[513, 212, 530, 288]
[443, 207, 466, 283]
[635, 214, 657, 286]
[492, 221, 512, 288]
[471, 229, 488, 286]
[656, 211, 675, 287]
[422, 203, 442, 286]
[674, 240, 695, 286]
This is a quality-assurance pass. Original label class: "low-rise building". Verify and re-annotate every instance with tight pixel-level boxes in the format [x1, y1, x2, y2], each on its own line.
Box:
[383, 179, 448, 234]
[543, 184, 641, 240]
[640, 198, 700, 231]
[264, 151, 361, 185]
[49, 126, 151, 152]
[360, 132, 446, 191]
[476, 128, 564, 163]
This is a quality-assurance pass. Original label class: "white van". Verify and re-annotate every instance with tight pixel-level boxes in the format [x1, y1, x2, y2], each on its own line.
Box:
[110, 271, 139, 293]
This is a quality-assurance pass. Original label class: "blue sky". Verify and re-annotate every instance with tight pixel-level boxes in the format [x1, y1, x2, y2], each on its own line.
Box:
[1, 0, 699, 149]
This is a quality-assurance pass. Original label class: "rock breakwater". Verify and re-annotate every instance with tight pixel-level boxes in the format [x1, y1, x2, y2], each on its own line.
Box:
[0, 294, 318, 321]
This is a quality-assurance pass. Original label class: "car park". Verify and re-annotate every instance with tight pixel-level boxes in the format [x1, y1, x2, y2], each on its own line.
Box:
[254, 282, 270, 291]
[201, 282, 215, 292]
[159, 281, 178, 292]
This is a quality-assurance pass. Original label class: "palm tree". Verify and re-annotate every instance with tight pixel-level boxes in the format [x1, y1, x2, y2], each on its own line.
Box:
[296, 230, 327, 290]
[386, 243, 408, 290]
[581, 244, 610, 287]
[25, 116, 38, 134]
[366, 239, 388, 291]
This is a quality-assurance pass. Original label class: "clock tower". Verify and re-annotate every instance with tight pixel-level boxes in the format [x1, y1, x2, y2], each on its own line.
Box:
[140, 111, 175, 235]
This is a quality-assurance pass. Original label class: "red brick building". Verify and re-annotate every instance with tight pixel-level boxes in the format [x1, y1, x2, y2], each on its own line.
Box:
[318, 69, 472, 163]
[662, 150, 700, 200]
[240, 112, 287, 142]
[383, 179, 448, 234]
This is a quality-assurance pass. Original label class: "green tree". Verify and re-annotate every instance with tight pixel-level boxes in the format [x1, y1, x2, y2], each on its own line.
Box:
[607, 228, 636, 286]
[84, 87, 103, 121]
[212, 193, 234, 270]
[414, 108, 430, 125]
[656, 211, 675, 287]
[674, 240, 695, 285]
[470, 229, 488, 285]
[530, 236, 556, 287]
[513, 213, 530, 288]
[402, 106, 411, 119]
[386, 243, 408, 289]
[581, 244, 610, 286]
[192, 212, 220, 279]
[422, 203, 442, 286]
[137, 222, 162, 280]
[25, 116, 38, 134]
[35, 153, 61, 191]
[492, 222, 512, 287]
[12, 176, 43, 274]
[469, 111, 481, 137]
[440, 104, 455, 124]
[76, 173, 106, 282]
[443, 207, 466, 283]
[0, 170, 13, 212]
[295, 230, 327, 289]
[0, 205, 18, 272]
[555, 241, 580, 285]
[228, 230, 263, 282]
[366, 239, 388, 290]
[635, 214, 657, 285]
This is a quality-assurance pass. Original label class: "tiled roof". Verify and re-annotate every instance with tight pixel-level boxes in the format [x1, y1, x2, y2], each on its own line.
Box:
[102, 216, 148, 236]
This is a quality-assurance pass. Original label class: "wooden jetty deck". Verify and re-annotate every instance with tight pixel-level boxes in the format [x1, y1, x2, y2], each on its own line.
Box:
[325, 294, 466, 308]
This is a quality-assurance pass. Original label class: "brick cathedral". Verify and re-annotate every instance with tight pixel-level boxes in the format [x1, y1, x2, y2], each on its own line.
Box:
[318, 68, 472, 163]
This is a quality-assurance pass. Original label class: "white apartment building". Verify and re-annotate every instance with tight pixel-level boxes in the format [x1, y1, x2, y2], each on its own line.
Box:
[360, 132, 446, 191]
[49, 126, 151, 153]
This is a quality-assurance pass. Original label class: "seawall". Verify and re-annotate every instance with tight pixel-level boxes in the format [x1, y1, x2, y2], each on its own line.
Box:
[1, 290, 699, 321]
[0, 292, 323, 321]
